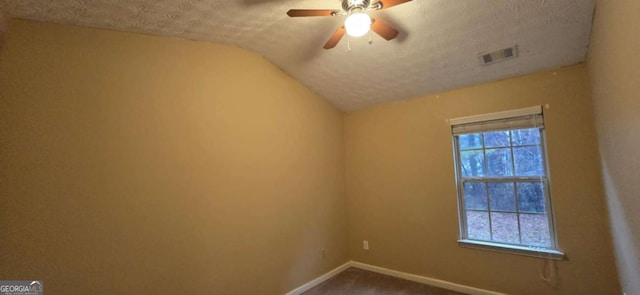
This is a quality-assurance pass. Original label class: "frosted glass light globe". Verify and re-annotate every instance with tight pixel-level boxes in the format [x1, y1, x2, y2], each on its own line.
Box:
[344, 13, 372, 37]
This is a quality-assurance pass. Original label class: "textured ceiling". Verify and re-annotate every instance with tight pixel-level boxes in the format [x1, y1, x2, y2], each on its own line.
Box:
[0, 0, 596, 111]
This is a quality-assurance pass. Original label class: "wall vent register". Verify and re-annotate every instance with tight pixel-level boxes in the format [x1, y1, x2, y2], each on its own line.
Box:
[480, 45, 519, 65]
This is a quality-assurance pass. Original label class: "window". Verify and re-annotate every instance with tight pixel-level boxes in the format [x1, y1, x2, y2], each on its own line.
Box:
[450, 106, 563, 258]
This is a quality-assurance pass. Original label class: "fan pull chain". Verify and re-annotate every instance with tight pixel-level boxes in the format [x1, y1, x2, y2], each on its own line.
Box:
[368, 30, 373, 46]
[346, 35, 352, 52]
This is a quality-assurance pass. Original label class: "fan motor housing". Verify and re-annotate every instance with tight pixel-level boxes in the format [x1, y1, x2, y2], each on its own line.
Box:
[342, 0, 371, 12]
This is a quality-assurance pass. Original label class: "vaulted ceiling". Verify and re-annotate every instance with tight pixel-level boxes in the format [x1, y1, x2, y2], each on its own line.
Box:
[0, 0, 596, 111]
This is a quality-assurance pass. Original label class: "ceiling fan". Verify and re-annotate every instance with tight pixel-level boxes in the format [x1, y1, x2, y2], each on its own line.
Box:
[287, 0, 412, 49]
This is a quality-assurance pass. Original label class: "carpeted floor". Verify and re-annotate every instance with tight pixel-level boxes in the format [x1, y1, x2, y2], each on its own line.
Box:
[302, 268, 468, 295]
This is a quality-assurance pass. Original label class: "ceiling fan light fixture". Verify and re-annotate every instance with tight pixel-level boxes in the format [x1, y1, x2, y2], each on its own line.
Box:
[344, 12, 372, 37]
[287, 0, 410, 49]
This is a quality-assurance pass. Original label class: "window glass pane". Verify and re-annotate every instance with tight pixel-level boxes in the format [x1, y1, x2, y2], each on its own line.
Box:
[484, 131, 510, 148]
[459, 133, 483, 150]
[464, 182, 487, 210]
[520, 214, 550, 247]
[466, 211, 490, 241]
[486, 148, 514, 177]
[513, 146, 544, 176]
[460, 150, 485, 177]
[511, 128, 540, 146]
[488, 182, 516, 211]
[491, 212, 520, 244]
[454, 122, 553, 249]
[517, 182, 546, 213]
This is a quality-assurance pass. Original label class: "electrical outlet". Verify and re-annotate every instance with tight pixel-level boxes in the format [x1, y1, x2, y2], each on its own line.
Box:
[363, 240, 369, 250]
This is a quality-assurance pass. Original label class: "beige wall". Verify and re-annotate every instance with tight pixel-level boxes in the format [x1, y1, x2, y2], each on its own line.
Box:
[587, 1, 640, 294]
[345, 64, 620, 295]
[0, 16, 629, 295]
[0, 20, 348, 294]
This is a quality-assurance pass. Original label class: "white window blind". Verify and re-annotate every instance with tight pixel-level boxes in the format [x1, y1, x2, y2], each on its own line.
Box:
[450, 106, 544, 135]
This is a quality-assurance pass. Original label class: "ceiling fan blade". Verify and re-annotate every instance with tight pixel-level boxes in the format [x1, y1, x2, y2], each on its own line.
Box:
[376, 0, 412, 10]
[287, 9, 336, 17]
[324, 26, 346, 49]
[371, 18, 399, 41]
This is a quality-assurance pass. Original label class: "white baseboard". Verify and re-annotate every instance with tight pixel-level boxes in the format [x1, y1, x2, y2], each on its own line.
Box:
[284, 261, 352, 295]
[285, 260, 506, 295]
[350, 261, 507, 295]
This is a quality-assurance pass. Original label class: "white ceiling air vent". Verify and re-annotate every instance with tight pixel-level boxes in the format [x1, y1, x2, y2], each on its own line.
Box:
[479, 45, 519, 65]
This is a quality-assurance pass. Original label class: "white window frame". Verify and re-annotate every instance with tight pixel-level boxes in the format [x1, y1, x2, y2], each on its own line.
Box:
[450, 106, 565, 260]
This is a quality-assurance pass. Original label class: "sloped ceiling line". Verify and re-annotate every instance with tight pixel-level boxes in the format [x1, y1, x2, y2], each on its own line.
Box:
[0, 0, 596, 111]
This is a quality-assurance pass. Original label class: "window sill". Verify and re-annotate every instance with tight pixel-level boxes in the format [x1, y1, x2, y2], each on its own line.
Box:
[458, 239, 566, 260]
